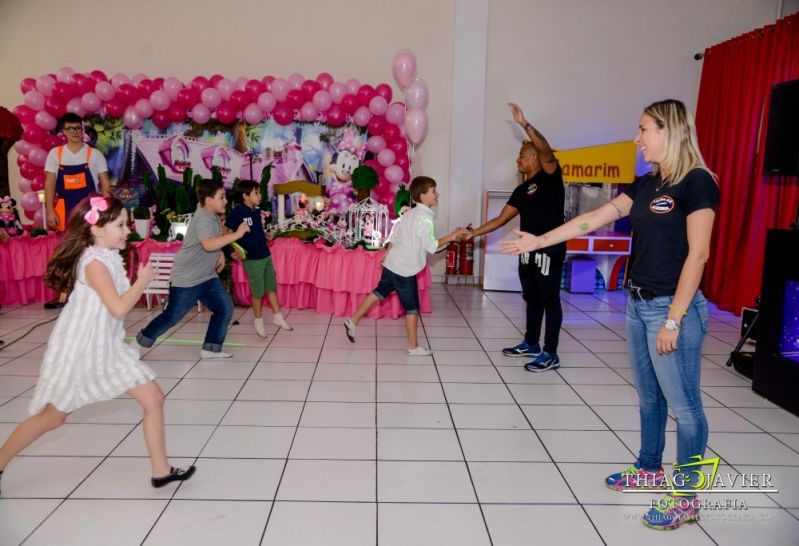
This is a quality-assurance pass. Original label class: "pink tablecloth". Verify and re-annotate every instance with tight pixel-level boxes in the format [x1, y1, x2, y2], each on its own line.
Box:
[0, 234, 60, 305]
[128, 239, 183, 278]
[232, 237, 432, 319]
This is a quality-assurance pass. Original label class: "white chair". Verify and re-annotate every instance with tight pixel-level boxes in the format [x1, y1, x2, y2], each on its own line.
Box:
[142, 252, 202, 312]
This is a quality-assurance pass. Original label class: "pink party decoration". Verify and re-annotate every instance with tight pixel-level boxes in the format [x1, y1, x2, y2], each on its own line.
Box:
[35, 110, 57, 131]
[404, 79, 429, 110]
[36, 75, 56, 96]
[367, 115, 386, 136]
[366, 135, 387, 153]
[21, 191, 40, 211]
[14, 105, 35, 124]
[23, 124, 46, 144]
[18, 178, 32, 194]
[389, 138, 407, 154]
[70, 73, 93, 95]
[341, 94, 359, 115]
[151, 111, 171, 129]
[90, 70, 108, 82]
[111, 72, 130, 88]
[190, 76, 211, 91]
[105, 97, 126, 117]
[44, 97, 66, 117]
[116, 83, 139, 105]
[384, 165, 404, 184]
[288, 73, 305, 90]
[81, 92, 101, 112]
[329, 82, 346, 104]
[312, 90, 332, 112]
[368, 95, 388, 116]
[325, 105, 345, 127]
[13, 140, 32, 156]
[375, 83, 393, 103]
[56, 66, 75, 83]
[287, 89, 305, 110]
[28, 147, 48, 167]
[245, 79, 265, 102]
[176, 87, 199, 109]
[134, 98, 154, 118]
[357, 84, 375, 106]
[377, 148, 396, 167]
[217, 78, 235, 100]
[191, 103, 211, 124]
[209, 74, 224, 87]
[345, 79, 361, 95]
[123, 107, 144, 129]
[24, 90, 45, 111]
[149, 90, 170, 111]
[201, 87, 222, 108]
[163, 77, 183, 101]
[31, 173, 46, 191]
[404, 108, 428, 145]
[21, 78, 37, 94]
[301, 80, 320, 100]
[131, 73, 147, 86]
[300, 102, 318, 122]
[382, 124, 400, 142]
[45, 135, 63, 149]
[316, 72, 334, 90]
[66, 97, 86, 116]
[95, 81, 115, 101]
[385, 102, 406, 125]
[271, 79, 290, 102]
[243, 103, 264, 124]
[167, 103, 186, 123]
[261, 75, 275, 90]
[392, 49, 417, 88]
[353, 106, 371, 127]
[257, 92, 277, 113]
[230, 90, 249, 111]
[272, 103, 294, 126]
[235, 77, 248, 91]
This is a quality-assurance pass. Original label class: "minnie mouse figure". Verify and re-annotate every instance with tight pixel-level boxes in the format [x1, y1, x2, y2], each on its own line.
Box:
[323, 128, 366, 213]
[0, 196, 24, 238]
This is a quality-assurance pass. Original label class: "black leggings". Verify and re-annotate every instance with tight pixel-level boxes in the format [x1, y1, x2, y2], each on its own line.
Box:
[519, 253, 564, 354]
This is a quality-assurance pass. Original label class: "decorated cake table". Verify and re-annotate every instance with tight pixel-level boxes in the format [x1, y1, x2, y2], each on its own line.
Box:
[0, 233, 60, 305]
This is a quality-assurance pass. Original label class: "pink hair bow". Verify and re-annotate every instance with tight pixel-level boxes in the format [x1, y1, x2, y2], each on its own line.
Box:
[84, 197, 108, 225]
[338, 128, 367, 160]
[0, 196, 12, 206]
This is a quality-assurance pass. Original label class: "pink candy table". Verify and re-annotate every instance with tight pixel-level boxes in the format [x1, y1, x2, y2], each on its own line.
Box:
[0, 233, 60, 305]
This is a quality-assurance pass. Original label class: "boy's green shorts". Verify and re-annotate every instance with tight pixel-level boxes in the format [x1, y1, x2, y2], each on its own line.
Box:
[243, 256, 277, 298]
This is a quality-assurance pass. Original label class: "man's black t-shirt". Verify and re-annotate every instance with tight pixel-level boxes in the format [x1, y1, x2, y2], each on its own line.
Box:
[507, 165, 566, 258]
[624, 168, 719, 294]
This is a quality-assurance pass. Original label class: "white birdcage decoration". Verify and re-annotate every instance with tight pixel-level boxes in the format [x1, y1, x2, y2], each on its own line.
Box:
[168, 213, 193, 241]
[348, 198, 389, 248]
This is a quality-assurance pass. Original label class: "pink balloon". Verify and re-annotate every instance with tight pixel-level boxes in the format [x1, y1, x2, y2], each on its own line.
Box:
[301, 80, 320, 101]
[123, 107, 144, 129]
[45, 134, 63, 149]
[90, 70, 108, 83]
[377, 148, 396, 167]
[134, 98, 154, 118]
[353, 106, 371, 127]
[152, 111, 171, 129]
[21, 191, 40, 211]
[66, 97, 86, 116]
[392, 50, 417, 88]
[345, 79, 361, 95]
[28, 147, 48, 166]
[149, 90, 170, 111]
[245, 79, 265, 102]
[261, 75, 275, 90]
[70, 73, 93, 95]
[287, 89, 305, 110]
[316, 72, 334, 90]
[116, 83, 139, 105]
[111, 72, 130, 89]
[367, 136, 387, 153]
[14, 105, 35, 124]
[105, 97, 126, 117]
[404, 79, 429, 110]
[176, 87, 200, 109]
[21, 161, 42, 180]
[217, 78, 235, 100]
[273, 103, 294, 126]
[95, 81, 115, 101]
[375, 83, 393, 103]
[288, 73, 305, 90]
[369, 95, 388, 116]
[312, 90, 332, 112]
[52, 82, 76, 103]
[56, 67, 75, 83]
[23, 124, 46, 144]
[357, 84, 375, 106]
[243, 103, 264, 124]
[235, 77, 248, 91]
[131, 73, 147, 86]
[81, 92, 101, 113]
[271, 79, 290, 102]
[163, 77, 183, 101]
[32, 172, 46, 191]
[201, 87, 222, 108]
[329, 82, 346, 104]
[35, 110, 57, 131]
[137, 78, 156, 98]
[44, 97, 66, 117]
[386, 103, 405, 125]
[383, 124, 400, 142]
[404, 109, 428, 145]
[367, 116, 386, 136]
[36, 75, 56, 96]
[24, 90, 45, 111]
[325, 105, 345, 127]
[341, 95, 359, 115]
[32, 209, 44, 227]
[18, 178, 32, 194]
[191, 103, 211, 124]
[13, 139, 32, 155]
[300, 102, 318, 122]
[396, 156, 409, 171]
[190, 76, 211, 91]
[384, 165, 403, 184]
[257, 92, 276, 113]
[167, 103, 186, 123]
[230, 90, 249, 111]
[209, 74, 224, 87]
[216, 102, 236, 124]
[23, 209, 35, 221]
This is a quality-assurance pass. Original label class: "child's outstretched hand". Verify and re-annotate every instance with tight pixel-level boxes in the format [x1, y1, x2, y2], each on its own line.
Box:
[236, 222, 250, 237]
[138, 261, 156, 285]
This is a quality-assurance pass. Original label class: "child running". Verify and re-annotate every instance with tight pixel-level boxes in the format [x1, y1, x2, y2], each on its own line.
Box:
[225, 179, 292, 337]
[0, 196, 195, 494]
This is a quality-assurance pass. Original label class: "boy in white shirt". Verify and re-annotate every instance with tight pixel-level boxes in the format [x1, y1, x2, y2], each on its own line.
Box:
[344, 176, 460, 355]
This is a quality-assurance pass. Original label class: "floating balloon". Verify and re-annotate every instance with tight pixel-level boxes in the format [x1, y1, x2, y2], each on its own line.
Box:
[123, 107, 144, 129]
[152, 110, 171, 129]
[56, 66, 75, 83]
[357, 84, 375, 106]
[28, 147, 48, 167]
[329, 82, 346, 104]
[375, 83, 393, 103]
[384, 165, 404, 184]
[149, 90, 170, 111]
[190, 103, 211, 124]
[345, 79, 361, 95]
[377, 148, 396, 167]
[111, 72, 130, 89]
[367, 135, 387, 153]
[404, 108, 428, 145]
[201, 87, 222, 108]
[81, 92, 101, 113]
[341, 94, 359, 115]
[367, 115, 386, 136]
[288, 73, 305, 90]
[325, 105, 345, 127]
[271, 79, 290, 102]
[167, 103, 186, 123]
[66, 97, 86, 117]
[385, 102, 406, 125]
[134, 98, 154, 118]
[23, 124, 46, 144]
[36, 75, 56, 97]
[287, 89, 305, 110]
[404, 79, 429, 110]
[272, 102, 294, 126]
[163, 77, 183, 101]
[316, 72, 334, 90]
[35, 110, 57, 131]
[230, 90, 249, 111]
[95, 81, 115, 101]
[392, 50, 416, 88]
[217, 78, 235, 100]
[14, 105, 36, 124]
[21, 191, 40, 211]
[368, 95, 388, 116]
[300, 102, 318, 122]
[24, 90, 45, 111]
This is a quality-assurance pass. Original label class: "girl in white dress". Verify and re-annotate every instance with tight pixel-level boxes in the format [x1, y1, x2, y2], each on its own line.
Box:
[0, 196, 195, 493]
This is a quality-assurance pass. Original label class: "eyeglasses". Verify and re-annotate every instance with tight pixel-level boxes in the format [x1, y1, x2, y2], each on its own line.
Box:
[62, 126, 83, 133]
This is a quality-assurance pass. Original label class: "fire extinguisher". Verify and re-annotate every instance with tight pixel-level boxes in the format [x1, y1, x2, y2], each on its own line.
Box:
[458, 224, 474, 275]
[446, 240, 459, 275]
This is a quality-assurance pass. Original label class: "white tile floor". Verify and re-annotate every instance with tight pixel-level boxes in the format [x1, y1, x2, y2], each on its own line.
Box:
[0, 285, 798, 545]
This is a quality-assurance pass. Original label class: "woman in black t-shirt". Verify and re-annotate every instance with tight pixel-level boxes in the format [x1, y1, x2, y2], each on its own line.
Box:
[500, 99, 719, 531]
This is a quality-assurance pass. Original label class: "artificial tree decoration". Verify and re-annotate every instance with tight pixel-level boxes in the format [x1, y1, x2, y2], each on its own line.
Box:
[351, 165, 379, 202]
[393, 184, 411, 216]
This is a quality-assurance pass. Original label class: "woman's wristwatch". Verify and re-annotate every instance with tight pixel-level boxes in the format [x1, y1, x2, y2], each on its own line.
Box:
[664, 319, 680, 331]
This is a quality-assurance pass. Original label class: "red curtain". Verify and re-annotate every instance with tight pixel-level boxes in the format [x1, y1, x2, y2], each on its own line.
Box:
[696, 13, 799, 314]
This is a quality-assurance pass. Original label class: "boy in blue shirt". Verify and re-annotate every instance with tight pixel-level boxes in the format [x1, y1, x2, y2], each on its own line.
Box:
[225, 179, 293, 337]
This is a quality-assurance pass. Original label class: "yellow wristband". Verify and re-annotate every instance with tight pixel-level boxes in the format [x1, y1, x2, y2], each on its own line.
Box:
[668, 304, 687, 316]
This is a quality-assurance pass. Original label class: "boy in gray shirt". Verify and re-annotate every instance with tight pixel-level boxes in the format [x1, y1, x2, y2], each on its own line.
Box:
[136, 179, 249, 358]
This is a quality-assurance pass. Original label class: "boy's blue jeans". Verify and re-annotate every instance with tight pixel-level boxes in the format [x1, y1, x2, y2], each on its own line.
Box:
[626, 291, 709, 488]
[137, 277, 233, 352]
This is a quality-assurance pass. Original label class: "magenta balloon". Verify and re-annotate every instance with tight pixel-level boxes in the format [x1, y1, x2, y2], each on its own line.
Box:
[377, 148, 396, 167]
[235, 77, 248, 91]
[71, 73, 93, 95]
[261, 75, 275, 90]
[28, 147, 48, 166]
[24, 90, 46, 111]
[382, 124, 400, 142]
[32, 208, 44, 227]
[389, 137, 407, 154]
[149, 90, 170, 111]
[312, 90, 332, 112]
[18, 178, 32, 194]
[134, 98, 154, 118]
[392, 50, 416, 88]
[217, 78, 235, 100]
[367, 116, 386, 136]
[32, 172, 46, 191]
[230, 90, 249, 111]
[21, 191, 40, 212]
[345, 79, 361, 95]
[386, 102, 406, 125]
[300, 102, 318, 122]
[13, 105, 35, 124]
[35, 110, 57, 131]
[375, 83, 393, 103]
[56, 66, 75, 83]
[301, 80, 320, 100]
[81, 92, 101, 113]
[325, 105, 345, 127]
[23, 124, 46, 144]
[243, 103, 264, 124]
[44, 97, 66, 117]
[167, 103, 186, 123]
[384, 165, 403, 184]
[316, 72, 334, 90]
[216, 102, 236, 124]
[366, 135, 386, 153]
[201, 87, 222, 109]
[111, 72, 130, 89]
[152, 110, 171, 129]
[288, 73, 305, 90]
[396, 156, 409, 170]
[152, 77, 165, 89]
[353, 106, 371, 127]
[66, 97, 85, 116]
[357, 84, 375, 106]
[190, 76, 211, 92]
[287, 89, 305, 110]
[257, 92, 276, 113]
[245, 79, 265, 102]
[36, 75, 56, 96]
[105, 97, 126, 117]
[163, 77, 183, 101]
[137, 78, 156, 98]
[177, 87, 199, 109]
[190, 103, 211, 124]
[116, 83, 139, 105]
[404, 108, 428, 145]
[21, 161, 42, 180]
[341, 95, 359, 115]
[95, 81, 115, 101]
[209, 74, 224, 87]
[123, 107, 144, 129]
[90, 70, 108, 82]
[45, 134, 62, 149]
[368, 95, 388, 116]
[51, 82, 75, 103]
[20, 77, 36, 95]
[272, 103, 294, 126]
[404, 79, 429, 110]
[329, 82, 346, 104]
[271, 79, 290, 102]
[131, 73, 147, 86]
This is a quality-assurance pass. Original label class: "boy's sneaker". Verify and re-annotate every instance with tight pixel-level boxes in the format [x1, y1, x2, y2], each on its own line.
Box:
[254, 317, 267, 338]
[605, 461, 667, 491]
[200, 350, 233, 359]
[524, 351, 560, 372]
[642, 494, 700, 531]
[407, 346, 433, 356]
[344, 319, 356, 342]
[502, 340, 542, 358]
[273, 313, 293, 331]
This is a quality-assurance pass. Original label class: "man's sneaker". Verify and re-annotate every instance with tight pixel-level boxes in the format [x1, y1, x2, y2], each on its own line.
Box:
[407, 346, 433, 356]
[605, 461, 667, 491]
[642, 494, 700, 530]
[502, 341, 542, 358]
[344, 319, 356, 342]
[524, 351, 560, 372]
[254, 317, 267, 338]
[273, 313, 293, 331]
[200, 350, 233, 359]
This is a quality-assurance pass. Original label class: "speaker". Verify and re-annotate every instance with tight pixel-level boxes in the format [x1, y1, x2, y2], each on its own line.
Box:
[763, 79, 799, 176]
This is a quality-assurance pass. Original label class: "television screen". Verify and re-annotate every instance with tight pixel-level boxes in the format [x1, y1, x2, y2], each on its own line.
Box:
[780, 279, 799, 364]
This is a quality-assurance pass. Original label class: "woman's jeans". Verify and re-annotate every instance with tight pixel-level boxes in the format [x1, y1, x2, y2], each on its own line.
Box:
[137, 277, 233, 352]
[626, 291, 709, 489]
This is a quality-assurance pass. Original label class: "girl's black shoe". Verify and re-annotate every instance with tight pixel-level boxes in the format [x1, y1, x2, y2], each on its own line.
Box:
[151, 466, 196, 488]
